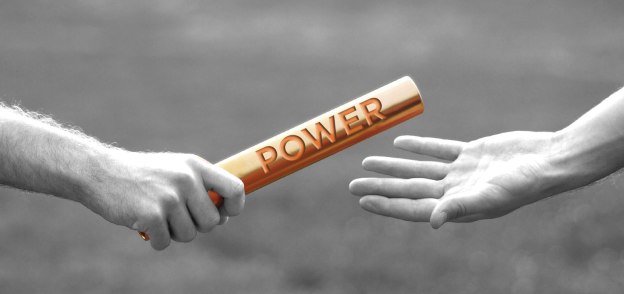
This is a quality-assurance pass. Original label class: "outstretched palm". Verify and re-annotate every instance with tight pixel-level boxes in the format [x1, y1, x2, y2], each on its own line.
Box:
[350, 132, 559, 228]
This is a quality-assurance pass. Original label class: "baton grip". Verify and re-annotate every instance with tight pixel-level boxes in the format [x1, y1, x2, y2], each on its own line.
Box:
[139, 76, 423, 242]
[138, 191, 223, 241]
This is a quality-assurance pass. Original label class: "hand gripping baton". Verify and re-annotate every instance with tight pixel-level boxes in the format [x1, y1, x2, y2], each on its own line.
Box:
[139, 76, 423, 241]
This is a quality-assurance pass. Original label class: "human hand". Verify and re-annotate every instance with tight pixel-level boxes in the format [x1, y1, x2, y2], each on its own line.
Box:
[82, 152, 245, 250]
[349, 132, 563, 228]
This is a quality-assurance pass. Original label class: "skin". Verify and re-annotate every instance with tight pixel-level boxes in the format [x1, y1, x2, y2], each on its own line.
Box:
[0, 105, 245, 250]
[350, 86, 624, 228]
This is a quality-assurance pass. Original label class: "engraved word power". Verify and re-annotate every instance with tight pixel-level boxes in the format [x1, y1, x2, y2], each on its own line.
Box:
[255, 97, 386, 174]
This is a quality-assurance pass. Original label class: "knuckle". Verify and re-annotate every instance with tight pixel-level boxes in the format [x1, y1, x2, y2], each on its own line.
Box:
[232, 178, 244, 194]
[140, 208, 165, 226]
[371, 178, 383, 192]
[221, 178, 243, 197]
[159, 192, 183, 210]
[171, 169, 198, 188]
[182, 153, 199, 164]
[183, 154, 206, 168]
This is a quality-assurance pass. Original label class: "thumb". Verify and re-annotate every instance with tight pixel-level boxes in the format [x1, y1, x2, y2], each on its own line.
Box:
[430, 194, 479, 229]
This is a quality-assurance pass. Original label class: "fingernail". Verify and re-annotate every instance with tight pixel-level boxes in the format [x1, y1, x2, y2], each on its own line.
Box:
[431, 212, 448, 229]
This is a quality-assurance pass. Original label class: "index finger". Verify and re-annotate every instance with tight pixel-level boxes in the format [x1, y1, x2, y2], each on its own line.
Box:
[198, 161, 245, 216]
[394, 136, 466, 161]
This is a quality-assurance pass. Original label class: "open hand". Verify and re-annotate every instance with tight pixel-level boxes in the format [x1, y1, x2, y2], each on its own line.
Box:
[350, 132, 561, 228]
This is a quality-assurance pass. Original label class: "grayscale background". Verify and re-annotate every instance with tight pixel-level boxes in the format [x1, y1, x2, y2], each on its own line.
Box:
[1, 1, 623, 293]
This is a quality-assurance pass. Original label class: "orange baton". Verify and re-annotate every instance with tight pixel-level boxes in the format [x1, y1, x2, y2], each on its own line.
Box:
[139, 76, 423, 241]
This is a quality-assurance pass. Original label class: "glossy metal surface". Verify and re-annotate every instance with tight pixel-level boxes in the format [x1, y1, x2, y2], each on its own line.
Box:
[140, 77, 422, 241]
[219, 76, 422, 195]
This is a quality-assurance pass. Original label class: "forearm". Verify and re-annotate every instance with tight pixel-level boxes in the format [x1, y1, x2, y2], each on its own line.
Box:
[550, 86, 624, 192]
[0, 105, 116, 201]
[0, 104, 244, 249]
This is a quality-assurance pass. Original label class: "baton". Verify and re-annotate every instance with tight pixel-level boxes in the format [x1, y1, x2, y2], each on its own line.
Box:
[139, 76, 423, 241]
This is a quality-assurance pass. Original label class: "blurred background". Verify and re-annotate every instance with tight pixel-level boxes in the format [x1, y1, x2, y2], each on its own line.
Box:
[0, 0, 623, 293]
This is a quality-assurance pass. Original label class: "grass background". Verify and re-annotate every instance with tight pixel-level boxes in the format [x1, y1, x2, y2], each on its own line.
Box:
[0, 0, 623, 293]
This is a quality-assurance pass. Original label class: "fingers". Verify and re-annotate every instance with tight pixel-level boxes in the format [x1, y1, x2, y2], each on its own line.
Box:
[140, 199, 217, 249]
[199, 161, 245, 216]
[350, 178, 443, 199]
[142, 212, 171, 251]
[362, 156, 448, 179]
[394, 136, 465, 161]
[359, 196, 438, 222]
[358, 195, 488, 226]
[168, 204, 197, 242]
[129, 153, 245, 250]
[147, 187, 222, 247]
[186, 184, 221, 233]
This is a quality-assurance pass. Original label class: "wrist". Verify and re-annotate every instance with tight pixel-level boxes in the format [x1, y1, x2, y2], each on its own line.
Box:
[546, 126, 623, 195]
[74, 147, 132, 205]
